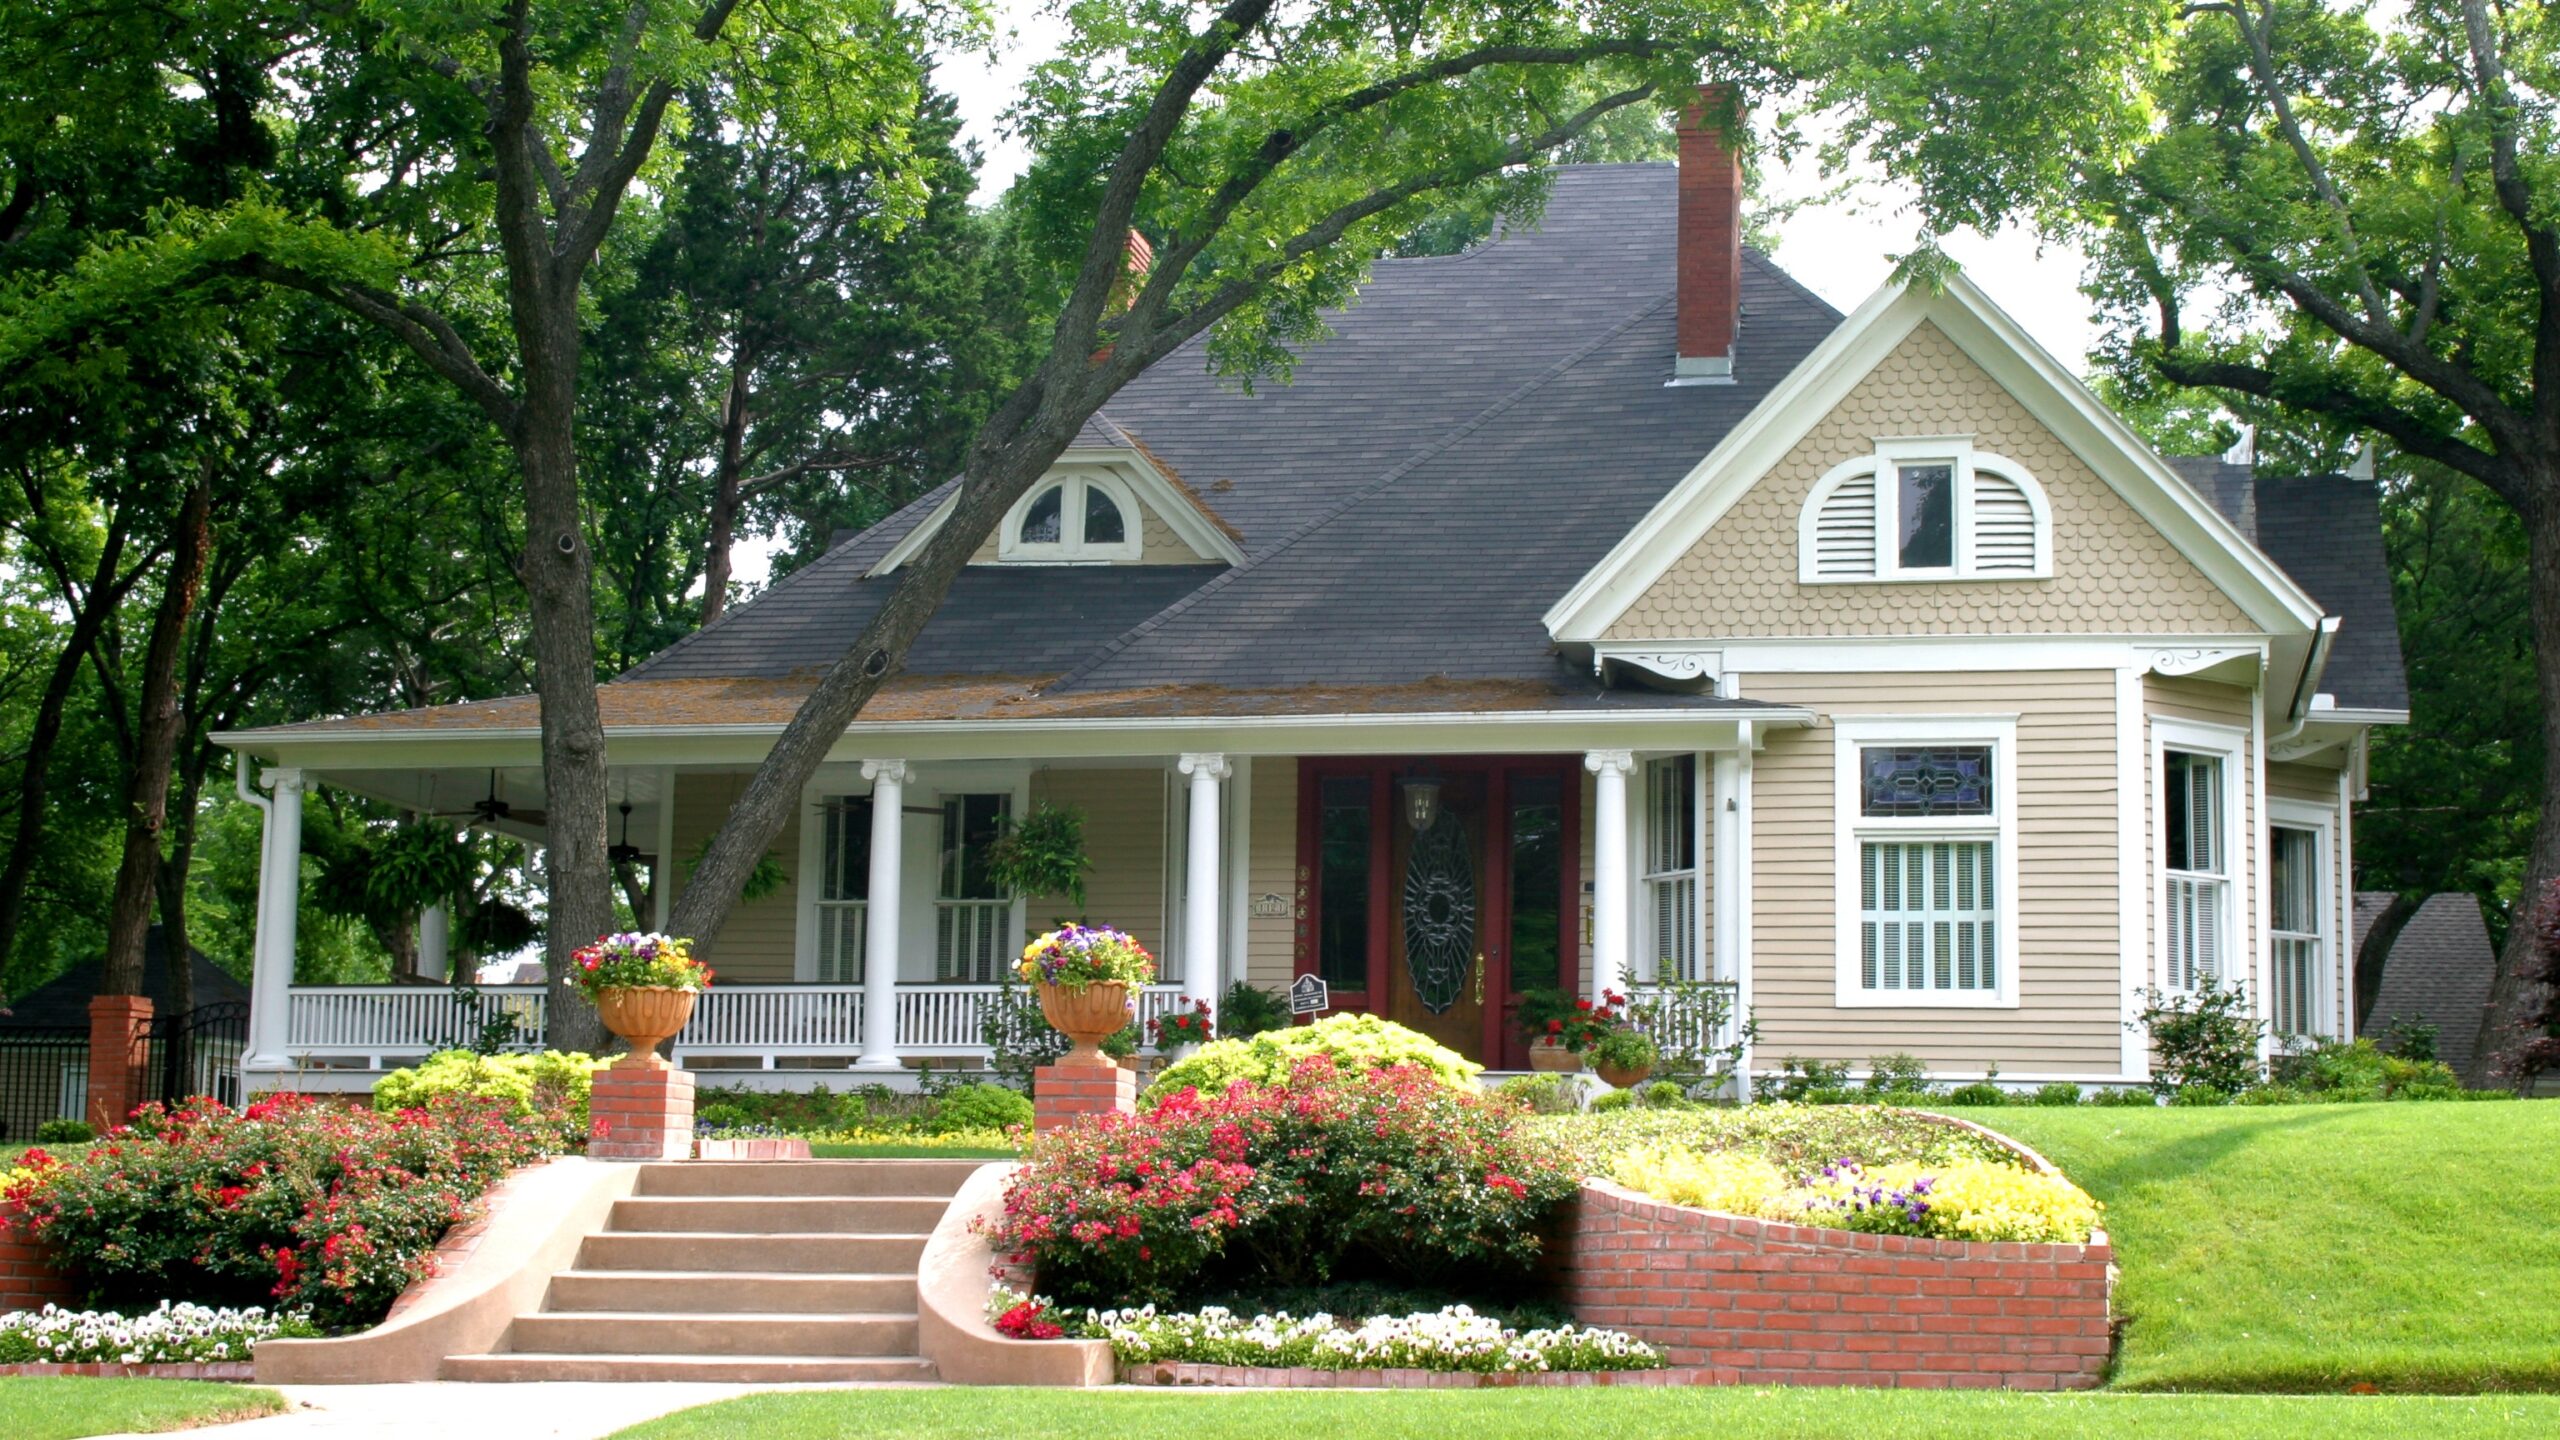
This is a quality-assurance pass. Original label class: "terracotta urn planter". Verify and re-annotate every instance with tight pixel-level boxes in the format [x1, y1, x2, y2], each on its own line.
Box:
[1038, 980, 1131, 1065]
[595, 986, 698, 1069]
[1527, 1039, 1585, 1073]
[1594, 1059, 1654, 1090]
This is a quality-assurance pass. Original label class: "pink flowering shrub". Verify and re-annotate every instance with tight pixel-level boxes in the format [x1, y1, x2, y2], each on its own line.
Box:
[982, 1056, 1576, 1307]
[9, 1093, 555, 1330]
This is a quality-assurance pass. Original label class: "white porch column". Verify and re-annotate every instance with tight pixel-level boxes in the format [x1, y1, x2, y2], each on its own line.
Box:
[1178, 753, 1230, 1011]
[242, 766, 306, 1071]
[1585, 750, 1634, 1001]
[417, 905, 451, 983]
[855, 760, 908, 1071]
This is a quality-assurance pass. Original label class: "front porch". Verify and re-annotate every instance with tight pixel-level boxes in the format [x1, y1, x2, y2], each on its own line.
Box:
[217, 705, 1790, 1093]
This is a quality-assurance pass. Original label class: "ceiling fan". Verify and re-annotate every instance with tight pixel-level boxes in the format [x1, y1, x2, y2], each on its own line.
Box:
[431, 770, 547, 829]
[608, 800, 654, 869]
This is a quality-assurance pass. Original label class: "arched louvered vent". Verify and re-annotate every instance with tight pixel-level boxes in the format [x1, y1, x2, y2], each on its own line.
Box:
[1971, 468, 2039, 573]
[1812, 470, 1879, 579]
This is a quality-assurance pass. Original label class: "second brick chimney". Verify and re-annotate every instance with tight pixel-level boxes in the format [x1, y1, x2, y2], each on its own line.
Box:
[1675, 85, 1743, 383]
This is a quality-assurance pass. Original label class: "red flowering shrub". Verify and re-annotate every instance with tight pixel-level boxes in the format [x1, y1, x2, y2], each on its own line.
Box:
[982, 1055, 1575, 1307]
[9, 1093, 555, 1330]
[995, 1299, 1066, 1339]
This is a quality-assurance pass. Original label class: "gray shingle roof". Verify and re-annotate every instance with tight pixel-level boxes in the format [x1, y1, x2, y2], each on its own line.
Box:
[2365, 891, 2496, 1076]
[2160, 458, 2405, 712]
[620, 162, 2398, 717]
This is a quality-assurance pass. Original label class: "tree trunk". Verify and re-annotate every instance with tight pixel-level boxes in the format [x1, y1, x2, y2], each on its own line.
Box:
[2472, 473, 2560, 1086]
[0, 521, 129, 975]
[699, 347, 755, 628]
[100, 479, 213, 997]
[515, 310, 612, 1055]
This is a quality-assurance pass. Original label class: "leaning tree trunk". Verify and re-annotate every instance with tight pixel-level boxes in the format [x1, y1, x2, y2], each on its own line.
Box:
[100, 479, 213, 998]
[2472, 475, 2560, 1086]
[0, 523, 129, 974]
[514, 311, 613, 1055]
[699, 346, 756, 628]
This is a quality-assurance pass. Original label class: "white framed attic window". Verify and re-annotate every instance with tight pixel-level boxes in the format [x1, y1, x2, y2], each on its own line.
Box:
[1798, 437, 2051, 583]
[999, 473, 1143, 563]
[1833, 715, 2020, 1009]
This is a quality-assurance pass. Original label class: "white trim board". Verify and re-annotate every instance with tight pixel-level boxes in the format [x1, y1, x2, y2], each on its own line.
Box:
[1542, 271, 2326, 681]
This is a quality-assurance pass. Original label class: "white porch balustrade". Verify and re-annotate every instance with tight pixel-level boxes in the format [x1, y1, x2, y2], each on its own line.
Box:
[279, 982, 1191, 1071]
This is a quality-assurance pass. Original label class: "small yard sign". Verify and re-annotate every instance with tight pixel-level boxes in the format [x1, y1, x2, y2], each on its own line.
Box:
[1288, 974, 1330, 1015]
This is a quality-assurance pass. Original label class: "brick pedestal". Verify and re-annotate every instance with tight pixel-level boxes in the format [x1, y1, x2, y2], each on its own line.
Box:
[586, 1061, 695, 1161]
[1033, 1059, 1135, 1133]
[85, 995, 152, 1132]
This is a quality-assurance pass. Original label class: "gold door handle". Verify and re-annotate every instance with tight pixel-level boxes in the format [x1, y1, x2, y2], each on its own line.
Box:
[1473, 953, 1486, 1004]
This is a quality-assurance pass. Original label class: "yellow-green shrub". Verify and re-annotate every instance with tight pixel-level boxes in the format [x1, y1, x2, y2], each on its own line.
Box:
[1144, 1014, 1480, 1101]
[374, 1050, 608, 1137]
[1610, 1145, 2100, 1244]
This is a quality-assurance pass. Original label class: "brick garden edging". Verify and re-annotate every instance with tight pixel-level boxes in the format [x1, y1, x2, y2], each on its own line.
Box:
[1121, 1361, 1737, 1389]
[1557, 1180, 2114, 1391]
[0, 1361, 255, 1380]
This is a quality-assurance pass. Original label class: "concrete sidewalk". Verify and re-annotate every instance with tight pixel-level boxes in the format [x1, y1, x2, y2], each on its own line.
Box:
[94, 1380, 936, 1440]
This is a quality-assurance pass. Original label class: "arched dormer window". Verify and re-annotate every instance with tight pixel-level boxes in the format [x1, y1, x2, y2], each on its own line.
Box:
[1000, 473, 1143, 562]
[1797, 437, 2051, 583]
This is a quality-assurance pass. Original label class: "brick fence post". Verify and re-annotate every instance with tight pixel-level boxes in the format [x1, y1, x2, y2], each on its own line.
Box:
[586, 1059, 695, 1162]
[1033, 1058, 1134, 1133]
[85, 995, 153, 1131]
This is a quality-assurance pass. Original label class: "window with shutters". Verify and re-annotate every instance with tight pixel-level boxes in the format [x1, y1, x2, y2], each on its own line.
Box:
[1833, 717, 2018, 1007]
[1797, 437, 2050, 583]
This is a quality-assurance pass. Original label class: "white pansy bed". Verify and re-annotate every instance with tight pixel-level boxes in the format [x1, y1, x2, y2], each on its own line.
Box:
[0, 1301, 317, 1368]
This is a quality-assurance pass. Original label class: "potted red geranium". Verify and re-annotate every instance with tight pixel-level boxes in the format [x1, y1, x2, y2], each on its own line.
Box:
[570, 932, 712, 1069]
[1147, 995, 1215, 1062]
[1517, 988, 1630, 1072]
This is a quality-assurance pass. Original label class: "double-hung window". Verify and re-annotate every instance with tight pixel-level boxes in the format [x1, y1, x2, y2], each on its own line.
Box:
[936, 793, 1012, 982]
[1643, 755, 1701, 982]
[1835, 718, 2018, 1006]
[2158, 731, 2238, 994]
[815, 796, 873, 983]
[2268, 819, 2326, 1037]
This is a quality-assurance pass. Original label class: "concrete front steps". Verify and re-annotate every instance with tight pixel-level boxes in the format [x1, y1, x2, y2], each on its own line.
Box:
[445, 1158, 980, 1382]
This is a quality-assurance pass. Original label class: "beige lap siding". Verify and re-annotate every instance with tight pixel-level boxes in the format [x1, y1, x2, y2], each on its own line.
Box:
[1022, 768, 1172, 962]
[1734, 670, 2124, 1077]
[1245, 759, 1298, 992]
[2268, 758, 2351, 1037]
[2143, 675, 2258, 1005]
[671, 772, 801, 980]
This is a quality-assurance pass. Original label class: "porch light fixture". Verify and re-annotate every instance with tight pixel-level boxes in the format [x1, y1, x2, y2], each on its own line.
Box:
[1399, 769, 1445, 834]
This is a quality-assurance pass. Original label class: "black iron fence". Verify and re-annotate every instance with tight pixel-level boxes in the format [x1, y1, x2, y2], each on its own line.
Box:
[146, 1000, 249, 1112]
[0, 1026, 89, 1143]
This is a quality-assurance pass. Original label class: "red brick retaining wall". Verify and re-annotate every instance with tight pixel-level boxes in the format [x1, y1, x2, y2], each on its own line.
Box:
[0, 1208, 72, 1312]
[1558, 1181, 2113, 1391]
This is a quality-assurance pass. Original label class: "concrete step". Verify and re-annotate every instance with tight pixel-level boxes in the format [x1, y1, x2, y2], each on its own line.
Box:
[444, 1352, 939, 1383]
[607, 1195, 950, 1235]
[545, 1269, 916, 1314]
[633, 1159, 985, 1198]
[504, 1311, 918, 1358]
[578, 1230, 928, 1274]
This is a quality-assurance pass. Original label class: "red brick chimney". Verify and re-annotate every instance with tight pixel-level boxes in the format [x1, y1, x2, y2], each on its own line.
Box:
[1675, 85, 1743, 382]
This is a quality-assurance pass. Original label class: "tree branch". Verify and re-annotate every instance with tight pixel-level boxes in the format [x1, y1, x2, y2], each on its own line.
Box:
[242, 259, 520, 431]
[736, 452, 904, 501]
[2213, 0, 2388, 319]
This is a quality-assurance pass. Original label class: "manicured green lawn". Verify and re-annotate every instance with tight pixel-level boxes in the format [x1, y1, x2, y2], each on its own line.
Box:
[805, 1142, 1015, 1159]
[614, 1386, 2560, 1440]
[0, 1378, 285, 1440]
[1934, 1102, 2560, 1393]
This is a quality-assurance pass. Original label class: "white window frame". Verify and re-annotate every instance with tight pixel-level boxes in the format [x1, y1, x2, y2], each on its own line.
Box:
[2153, 718, 2245, 995]
[998, 470, 1144, 563]
[805, 793, 873, 984]
[1641, 754, 1704, 984]
[1833, 715, 2021, 1008]
[1796, 436, 2052, 584]
[2267, 799, 2335, 1040]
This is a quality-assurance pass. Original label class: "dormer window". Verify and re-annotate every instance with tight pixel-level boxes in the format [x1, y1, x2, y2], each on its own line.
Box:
[1798, 436, 2050, 583]
[1000, 473, 1142, 562]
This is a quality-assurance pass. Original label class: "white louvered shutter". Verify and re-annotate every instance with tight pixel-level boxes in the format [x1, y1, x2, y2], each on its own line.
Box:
[1971, 469, 2038, 573]
[1813, 471, 1880, 578]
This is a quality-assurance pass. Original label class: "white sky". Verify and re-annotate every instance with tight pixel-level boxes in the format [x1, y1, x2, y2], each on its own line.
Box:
[735, 12, 2104, 589]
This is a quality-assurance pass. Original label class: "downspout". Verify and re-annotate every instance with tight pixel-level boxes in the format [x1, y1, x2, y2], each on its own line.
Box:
[2270, 616, 2342, 745]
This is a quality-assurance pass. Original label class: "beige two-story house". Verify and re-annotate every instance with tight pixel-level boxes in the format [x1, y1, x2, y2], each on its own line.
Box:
[217, 112, 2405, 1094]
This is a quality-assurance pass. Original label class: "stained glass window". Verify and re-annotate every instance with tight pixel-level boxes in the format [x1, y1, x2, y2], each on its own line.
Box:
[1860, 746, 1994, 817]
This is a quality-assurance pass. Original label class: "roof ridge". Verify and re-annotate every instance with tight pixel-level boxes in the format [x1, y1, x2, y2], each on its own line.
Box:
[618, 478, 959, 682]
[1045, 289, 1678, 694]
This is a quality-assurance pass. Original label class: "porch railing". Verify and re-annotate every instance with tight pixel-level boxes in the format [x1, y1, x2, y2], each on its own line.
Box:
[279, 981, 1190, 1068]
